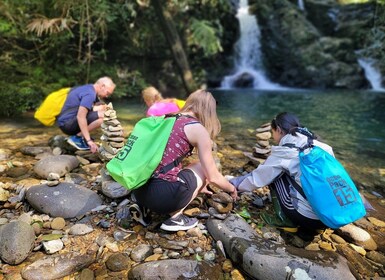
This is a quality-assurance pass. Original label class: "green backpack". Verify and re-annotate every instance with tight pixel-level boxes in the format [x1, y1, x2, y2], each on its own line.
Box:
[106, 114, 185, 190]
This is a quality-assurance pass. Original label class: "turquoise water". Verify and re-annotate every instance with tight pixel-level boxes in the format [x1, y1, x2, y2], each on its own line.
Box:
[115, 89, 385, 194]
[211, 89, 385, 166]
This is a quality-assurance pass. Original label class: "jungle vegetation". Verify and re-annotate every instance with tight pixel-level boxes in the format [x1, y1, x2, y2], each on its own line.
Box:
[0, 0, 384, 116]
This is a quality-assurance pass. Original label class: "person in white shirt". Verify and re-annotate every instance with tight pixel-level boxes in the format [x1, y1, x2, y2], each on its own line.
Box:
[230, 112, 334, 229]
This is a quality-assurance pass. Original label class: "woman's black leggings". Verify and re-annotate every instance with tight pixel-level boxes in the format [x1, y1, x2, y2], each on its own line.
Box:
[270, 174, 326, 229]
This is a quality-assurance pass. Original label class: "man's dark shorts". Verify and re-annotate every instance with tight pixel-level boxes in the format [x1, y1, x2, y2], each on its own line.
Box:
[133, 169, 198, 214]
[59, 111, 99, 135]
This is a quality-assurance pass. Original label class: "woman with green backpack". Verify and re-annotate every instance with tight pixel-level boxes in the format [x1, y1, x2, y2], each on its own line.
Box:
[129, 89, 238, 231]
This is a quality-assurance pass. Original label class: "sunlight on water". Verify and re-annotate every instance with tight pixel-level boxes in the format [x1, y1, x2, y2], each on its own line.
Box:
[210, 89, 385, 170]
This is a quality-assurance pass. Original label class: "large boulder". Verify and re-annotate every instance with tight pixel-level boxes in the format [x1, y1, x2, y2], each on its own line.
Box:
[26, 183, 103, 218]
[206, 214, 355, 280]
[128, 259, 223, 280]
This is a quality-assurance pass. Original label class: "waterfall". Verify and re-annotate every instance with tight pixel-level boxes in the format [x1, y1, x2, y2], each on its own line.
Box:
[298, 0, 305, 11]
[221, 0, 281, 89]
[358, 58, 385, 91]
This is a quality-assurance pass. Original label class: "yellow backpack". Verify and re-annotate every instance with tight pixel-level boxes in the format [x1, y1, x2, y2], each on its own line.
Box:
[34, 87, 71, 126]
[174, 99, 186, 109]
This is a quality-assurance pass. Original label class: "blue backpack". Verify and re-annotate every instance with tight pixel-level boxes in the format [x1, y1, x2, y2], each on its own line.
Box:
[285, 130, 366, 229]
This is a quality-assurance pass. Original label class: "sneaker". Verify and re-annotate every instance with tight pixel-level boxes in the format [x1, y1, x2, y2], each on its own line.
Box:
[128, 204, 151, 226]
[160, 214, 198, 231]
[67, 135, 90, 150]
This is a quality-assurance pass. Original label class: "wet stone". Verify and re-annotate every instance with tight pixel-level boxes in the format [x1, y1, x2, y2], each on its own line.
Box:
[105, 253, 129, 272]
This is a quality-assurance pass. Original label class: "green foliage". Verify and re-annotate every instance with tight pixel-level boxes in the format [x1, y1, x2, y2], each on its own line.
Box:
[1, 84, 43, 117]
[188, 18, 223, 56]
[0, 0, 236, 116]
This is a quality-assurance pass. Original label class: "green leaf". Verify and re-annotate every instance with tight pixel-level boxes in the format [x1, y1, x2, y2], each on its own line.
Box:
[236, 207, 251, 219]
[195, 254, 202, 261]
[40, 234, 63, 241]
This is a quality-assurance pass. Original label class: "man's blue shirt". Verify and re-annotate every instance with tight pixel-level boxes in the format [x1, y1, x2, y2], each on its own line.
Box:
[57, 84, 97, 126]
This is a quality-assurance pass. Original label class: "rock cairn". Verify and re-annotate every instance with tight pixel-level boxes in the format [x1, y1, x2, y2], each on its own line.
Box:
[244, 122, 272, 166]
[99, 103, 125, 162]
[98, 103, 130, 199]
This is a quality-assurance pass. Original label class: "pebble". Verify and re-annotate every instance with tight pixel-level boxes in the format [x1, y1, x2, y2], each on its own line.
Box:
[42, 239, 64, 254]
[69, 224, 94, 235]
[51, 217, 66, 230]
[105, 253, 130, 272]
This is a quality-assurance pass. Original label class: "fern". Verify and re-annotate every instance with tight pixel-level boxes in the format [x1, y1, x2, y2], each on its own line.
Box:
[188, 18, 223, 56]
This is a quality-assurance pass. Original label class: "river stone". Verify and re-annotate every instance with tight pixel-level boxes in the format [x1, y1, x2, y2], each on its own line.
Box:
[130, 244, 153, 262]
[101, 180, 130, 198]
[206, 214, 355, 280]
[105, 252, 130, 271]
[26, 183, 103, 218]
[0, 148, 11, 160]
[20, 146, 52, 156]
[0, 221, 35, 265]
[21, 251, 95, 280]
[337, 224, 377, 251]
[127, 259, 223, 280]
[33, 155, 79, 179]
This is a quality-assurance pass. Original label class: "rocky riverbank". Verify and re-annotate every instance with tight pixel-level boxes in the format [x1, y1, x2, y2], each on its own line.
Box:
[0, 113, 385, 279]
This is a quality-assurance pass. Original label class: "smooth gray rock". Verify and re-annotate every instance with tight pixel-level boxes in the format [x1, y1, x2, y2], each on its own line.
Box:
[26, 183, 103, 218]
[127, 259, 223, 280]
[20, 146, 52, 156]
[130, 244, 153, 262]
[101, 180, 130, 198]
[0, 221, 35, 265]
[33, 155, 79, 179]
[21, 251, 95, 280]
[206, 214, 355, 280]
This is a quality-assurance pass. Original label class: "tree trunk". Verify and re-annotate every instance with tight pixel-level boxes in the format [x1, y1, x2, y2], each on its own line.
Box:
[151, 0, 196, 96]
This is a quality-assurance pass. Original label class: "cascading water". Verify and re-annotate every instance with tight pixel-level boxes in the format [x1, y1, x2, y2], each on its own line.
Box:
[221, 0, 281, 89]
[298, 0, 305, 11]
[358, 58, 385, 91]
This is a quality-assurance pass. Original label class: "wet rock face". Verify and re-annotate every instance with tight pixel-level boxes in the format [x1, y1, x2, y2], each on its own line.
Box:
[250, 0, 369, 89]
[233, 72, 255, 88]
[26, 183, 103, 218]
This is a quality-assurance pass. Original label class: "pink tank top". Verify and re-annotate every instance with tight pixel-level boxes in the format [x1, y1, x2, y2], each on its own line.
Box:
[154, 115, 199, 182]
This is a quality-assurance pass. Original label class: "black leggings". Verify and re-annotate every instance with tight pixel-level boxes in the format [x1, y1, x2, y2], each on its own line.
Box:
[270, 174, 326, 229]
[133, 169, 197, 214]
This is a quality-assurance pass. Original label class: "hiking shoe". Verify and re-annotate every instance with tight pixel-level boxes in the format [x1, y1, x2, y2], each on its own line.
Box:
[128, 204, 151, 226]
[160, 214, 198, 231]
[67, 135, 89, 150]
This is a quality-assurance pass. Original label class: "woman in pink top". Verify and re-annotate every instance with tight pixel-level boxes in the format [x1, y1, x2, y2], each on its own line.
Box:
[130, 89, 238, 231]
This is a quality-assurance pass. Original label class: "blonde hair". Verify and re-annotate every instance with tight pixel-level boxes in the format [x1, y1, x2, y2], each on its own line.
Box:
[142, 86, 163, 106]
[179, 89, 221, 139]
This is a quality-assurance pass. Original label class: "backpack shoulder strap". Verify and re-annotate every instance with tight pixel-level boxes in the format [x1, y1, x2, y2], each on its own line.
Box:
[152, 113, 195, 177]
[282, 137, 314, 152]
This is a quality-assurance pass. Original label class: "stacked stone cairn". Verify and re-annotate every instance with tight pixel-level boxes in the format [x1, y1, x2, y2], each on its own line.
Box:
[98, 103, 125, 162]
[98, 103, 131, 199]
[244, 122, 272, 166]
